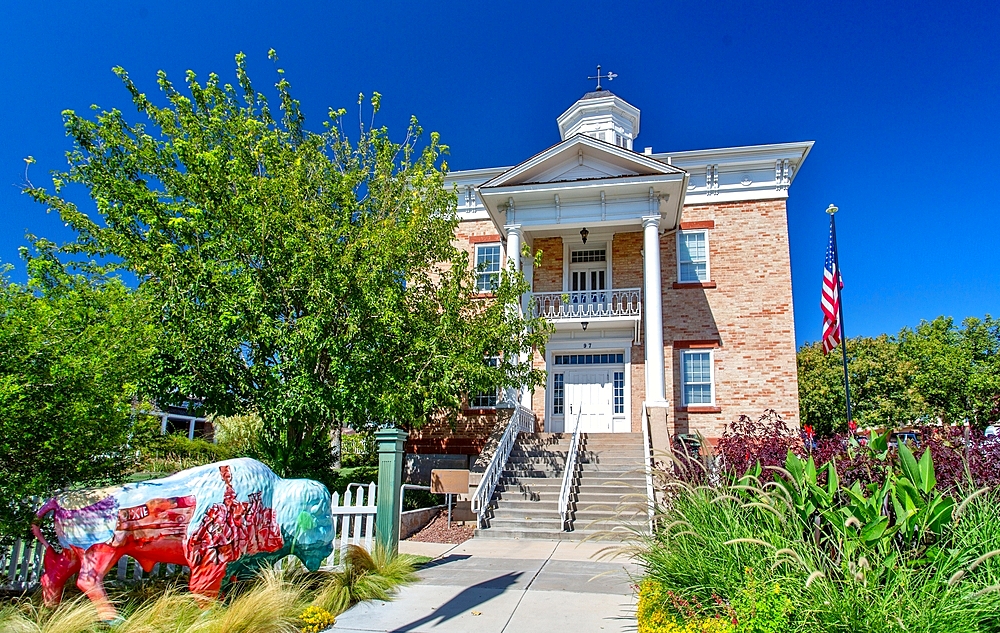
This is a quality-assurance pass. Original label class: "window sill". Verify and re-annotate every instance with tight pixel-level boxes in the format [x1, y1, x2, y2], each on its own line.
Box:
[675, 405, 722, 413]
[474, 292, 497, 299]
[673, 281, 717, 289]
[463, 408, 498, 415]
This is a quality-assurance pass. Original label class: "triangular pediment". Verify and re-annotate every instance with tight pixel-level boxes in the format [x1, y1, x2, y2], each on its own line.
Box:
[480, 134, 683, 190]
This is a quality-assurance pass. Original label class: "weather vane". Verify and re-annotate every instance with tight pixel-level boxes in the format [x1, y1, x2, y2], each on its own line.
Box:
[588, 65, 617, 91]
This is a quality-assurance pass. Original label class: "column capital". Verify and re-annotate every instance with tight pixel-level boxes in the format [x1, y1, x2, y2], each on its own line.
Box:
[503, 223, 524, 237]
[642, 215, 661, 230]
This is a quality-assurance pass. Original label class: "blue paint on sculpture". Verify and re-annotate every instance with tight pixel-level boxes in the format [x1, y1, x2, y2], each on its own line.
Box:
[33, 458, 335, 620]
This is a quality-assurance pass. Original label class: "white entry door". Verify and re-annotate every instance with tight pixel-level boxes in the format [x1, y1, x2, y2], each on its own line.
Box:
[566, 371, 613, 433]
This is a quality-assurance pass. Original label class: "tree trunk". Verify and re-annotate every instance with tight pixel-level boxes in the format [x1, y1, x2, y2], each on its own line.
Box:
[331, 419, 343, 469]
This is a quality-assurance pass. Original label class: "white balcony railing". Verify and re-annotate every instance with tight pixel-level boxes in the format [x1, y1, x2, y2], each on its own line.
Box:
[532, 287, 642, 320]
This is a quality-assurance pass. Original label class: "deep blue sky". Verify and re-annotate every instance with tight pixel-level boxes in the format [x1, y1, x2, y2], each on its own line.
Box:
[2, 1, 998, 346]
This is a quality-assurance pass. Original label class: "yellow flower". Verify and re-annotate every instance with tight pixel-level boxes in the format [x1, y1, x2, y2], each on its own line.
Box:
[299, 606, 337, 633]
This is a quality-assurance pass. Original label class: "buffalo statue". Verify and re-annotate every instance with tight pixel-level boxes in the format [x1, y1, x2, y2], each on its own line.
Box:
[32, 458, 334, 621]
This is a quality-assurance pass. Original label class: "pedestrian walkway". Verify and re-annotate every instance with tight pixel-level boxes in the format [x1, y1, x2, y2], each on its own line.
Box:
[331, 538, 639, 632]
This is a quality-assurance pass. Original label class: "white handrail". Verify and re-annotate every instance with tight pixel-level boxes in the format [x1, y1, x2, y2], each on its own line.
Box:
[558, 407, 584, 531]
[640, 402, 655, 531]
[471, 402, 535, 528]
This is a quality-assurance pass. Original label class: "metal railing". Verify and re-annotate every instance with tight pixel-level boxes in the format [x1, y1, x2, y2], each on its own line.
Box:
[471, 402, 536, 528]
[641, 402, 656, 531]
[532, 287, 642, 320]
[558, 408, 584, 531]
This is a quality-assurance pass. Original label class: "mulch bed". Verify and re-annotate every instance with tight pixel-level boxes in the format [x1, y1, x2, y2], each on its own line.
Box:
[405, 509, 474, 544]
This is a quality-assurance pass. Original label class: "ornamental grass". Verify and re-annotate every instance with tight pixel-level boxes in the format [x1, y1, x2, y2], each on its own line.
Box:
[633, 425, 1000, 633]
[0, 545, 420, 633]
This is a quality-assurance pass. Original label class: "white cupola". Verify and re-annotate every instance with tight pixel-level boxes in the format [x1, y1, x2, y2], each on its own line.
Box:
[556, 88, 641, 150]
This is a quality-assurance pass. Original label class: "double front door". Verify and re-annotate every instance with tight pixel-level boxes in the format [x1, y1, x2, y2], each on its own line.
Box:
[570, 267, 607, 313]
[564, 370, 613, 434]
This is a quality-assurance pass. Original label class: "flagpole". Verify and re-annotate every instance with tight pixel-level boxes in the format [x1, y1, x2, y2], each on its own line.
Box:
[826, 204, 853, 426]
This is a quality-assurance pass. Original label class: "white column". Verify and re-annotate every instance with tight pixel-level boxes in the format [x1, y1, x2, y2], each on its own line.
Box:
[642, 215, 667, 403]
[505, 223, 533, 410]
[505, 224, 522, 272]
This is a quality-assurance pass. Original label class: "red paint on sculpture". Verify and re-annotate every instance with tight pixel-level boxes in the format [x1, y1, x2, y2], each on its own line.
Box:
[33, 458, 334, 621]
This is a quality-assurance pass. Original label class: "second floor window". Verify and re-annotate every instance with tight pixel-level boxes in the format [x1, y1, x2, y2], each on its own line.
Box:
[678, 230, 709, 283]
[476, 244, 501, 292]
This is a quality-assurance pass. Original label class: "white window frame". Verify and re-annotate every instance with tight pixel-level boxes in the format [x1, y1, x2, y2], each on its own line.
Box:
[475, 243, 502, 293]
[563, 240, 613, 291]
[676, 229, 710, 283]
[470, 356, 500, 409]
[680, 349, 715, 406]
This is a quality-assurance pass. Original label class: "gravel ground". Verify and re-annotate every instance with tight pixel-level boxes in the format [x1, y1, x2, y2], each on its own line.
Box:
[404, 509, 474, 544]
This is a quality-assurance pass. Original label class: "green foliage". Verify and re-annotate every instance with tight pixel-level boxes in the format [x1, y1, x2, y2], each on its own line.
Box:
[340, 432, 376, 468]
[0, 255, 157, 541]
[402, 488, 445, 511]
[638, 445, 1000, 632]
[636, 578, 735, 633]
[730, 569, 791, 633]
[133, 433, 236, 478]
[798, 315, 1000, 434]
[797, 334, 924, 435]
[211, 412, 264, 460]
[901, 316, 1000, 427]
[24, 53, 550, 483]
[324, 467, 378, 495]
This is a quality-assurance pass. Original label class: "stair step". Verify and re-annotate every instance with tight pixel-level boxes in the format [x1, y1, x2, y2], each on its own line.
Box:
[490, 503, 624, 524]
[480, 432, 651, 541]
[495, 491, 643, 503]
[473, 528, 616, 541]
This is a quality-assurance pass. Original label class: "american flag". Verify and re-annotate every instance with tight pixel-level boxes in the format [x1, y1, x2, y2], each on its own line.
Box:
[821, 217, 844, 354]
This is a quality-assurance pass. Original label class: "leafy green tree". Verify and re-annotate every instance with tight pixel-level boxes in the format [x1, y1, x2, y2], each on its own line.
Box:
[899, 315, 1000, 425]
[799, 315, 1000, 434]
[798, 334, 924, 436]
[24, 52, 548, 482]
[0, 248, 158, 540]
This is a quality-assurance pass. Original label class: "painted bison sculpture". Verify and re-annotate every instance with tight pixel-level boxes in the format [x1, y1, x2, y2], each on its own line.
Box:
[32, 458, 334, 621]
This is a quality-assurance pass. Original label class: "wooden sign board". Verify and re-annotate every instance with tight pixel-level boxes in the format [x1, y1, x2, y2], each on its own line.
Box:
[430, 469, 469, 495]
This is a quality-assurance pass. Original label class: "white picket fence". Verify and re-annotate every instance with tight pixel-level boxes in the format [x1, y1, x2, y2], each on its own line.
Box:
[323, 482, 377, 567]
[1, 482, 378, 592]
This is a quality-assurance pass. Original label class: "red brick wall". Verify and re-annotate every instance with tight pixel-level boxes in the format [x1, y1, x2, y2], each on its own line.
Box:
[406, 410, 499, 455]
[612, 232, 643, 289]
[533, 237, 563, 292]
[662, 199, 799, 439]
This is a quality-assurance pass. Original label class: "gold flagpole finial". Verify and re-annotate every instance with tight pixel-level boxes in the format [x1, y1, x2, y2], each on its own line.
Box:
[826, 204, 839, 215]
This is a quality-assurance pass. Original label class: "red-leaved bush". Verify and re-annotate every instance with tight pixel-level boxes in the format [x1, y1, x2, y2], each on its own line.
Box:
[715, 410, 804, 482]
[712, 410, 1000, 493]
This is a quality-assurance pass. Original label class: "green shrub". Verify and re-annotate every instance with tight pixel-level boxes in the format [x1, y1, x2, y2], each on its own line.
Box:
[133, 433, 235, 478]
[212, 412, 264, 458]
[731, 569, 790, 633]
[638, 446, 1000, 632]
[325, 467, 379, 496]
[402, 488, 445, 511]
[340, 432, 377, 468]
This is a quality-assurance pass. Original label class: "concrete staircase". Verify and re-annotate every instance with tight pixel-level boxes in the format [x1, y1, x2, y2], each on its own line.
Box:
[474, 432, 648, 540]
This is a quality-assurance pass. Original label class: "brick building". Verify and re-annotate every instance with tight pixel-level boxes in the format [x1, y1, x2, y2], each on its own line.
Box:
[407, 87, 810, 463]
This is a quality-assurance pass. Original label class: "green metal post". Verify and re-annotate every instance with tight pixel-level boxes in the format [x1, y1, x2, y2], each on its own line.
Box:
[375, 427, 407, 553]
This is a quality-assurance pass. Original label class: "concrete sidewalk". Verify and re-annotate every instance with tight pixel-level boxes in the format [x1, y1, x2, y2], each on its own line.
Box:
[331, 538, 640, 633]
